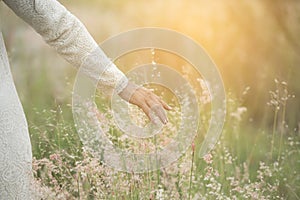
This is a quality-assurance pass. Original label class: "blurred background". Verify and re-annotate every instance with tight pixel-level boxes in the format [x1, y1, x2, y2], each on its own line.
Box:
[1, 0, 299, 130]
[1, 0, 300, 198]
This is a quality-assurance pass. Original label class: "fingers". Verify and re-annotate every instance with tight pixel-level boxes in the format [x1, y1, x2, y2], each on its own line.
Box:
[138, 102, 152, 121]
[151, 104, 168, 124]
[119, 83, 172, 125]
[145, 88, 172, 111]
[145, 94, 168, 124]
[159, 98, 172, 111]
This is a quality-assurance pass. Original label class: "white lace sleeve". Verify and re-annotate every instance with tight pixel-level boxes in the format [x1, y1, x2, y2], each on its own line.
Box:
[3, 0, 128, 94]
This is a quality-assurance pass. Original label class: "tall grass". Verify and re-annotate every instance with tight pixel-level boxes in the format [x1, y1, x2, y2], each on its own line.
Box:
[1, 1, 300, 199]
[28, 88, 300, 199]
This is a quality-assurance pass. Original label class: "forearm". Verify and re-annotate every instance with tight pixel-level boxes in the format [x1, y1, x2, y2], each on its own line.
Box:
[2, 0, 170, 123]
[3, 0, 128, 94]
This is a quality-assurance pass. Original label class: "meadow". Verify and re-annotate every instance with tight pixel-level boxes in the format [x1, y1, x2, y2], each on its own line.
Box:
[1, 0, 299, 199]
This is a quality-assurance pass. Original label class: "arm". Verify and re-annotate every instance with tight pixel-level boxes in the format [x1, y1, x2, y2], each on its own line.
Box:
[3, 0, 170, 123]
[3, 0, 127, 93]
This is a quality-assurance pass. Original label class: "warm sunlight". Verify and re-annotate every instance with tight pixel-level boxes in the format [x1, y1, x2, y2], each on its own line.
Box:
[1, 0, 299, 199]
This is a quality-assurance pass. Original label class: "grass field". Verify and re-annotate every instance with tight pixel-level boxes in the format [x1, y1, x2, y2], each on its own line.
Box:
[1, 0, 300, 199]
[27, 86, 299, 199]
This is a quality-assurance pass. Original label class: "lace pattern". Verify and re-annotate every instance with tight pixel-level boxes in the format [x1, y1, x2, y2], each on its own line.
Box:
[3, 0, 128, 94]
[0, 33, 33, 199]
[1, 0, 129, 199]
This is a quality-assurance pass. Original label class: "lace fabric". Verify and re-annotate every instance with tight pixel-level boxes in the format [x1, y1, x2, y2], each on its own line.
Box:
[3, 0, 128, 94]
[1, 0, 129, 199]
[0, 33, 33, 199]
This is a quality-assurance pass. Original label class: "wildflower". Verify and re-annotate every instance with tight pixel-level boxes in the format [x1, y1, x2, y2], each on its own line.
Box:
[203, 153, 213, 164]
[156, 184, 164, 200]
[49, 153, 60, 161]
[214, 170, 220, 177]
[198, 78, 212, 105]
[191, 142, 195, 152]
[230, 106, 247, 121]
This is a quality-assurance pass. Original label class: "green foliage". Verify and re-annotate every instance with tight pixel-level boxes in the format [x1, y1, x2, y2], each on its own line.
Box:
[29, 102, 300, 199]
[1, 1, 300, 199]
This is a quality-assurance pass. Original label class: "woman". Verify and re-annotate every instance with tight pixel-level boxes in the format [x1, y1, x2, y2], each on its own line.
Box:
[0, 0, 170, 198]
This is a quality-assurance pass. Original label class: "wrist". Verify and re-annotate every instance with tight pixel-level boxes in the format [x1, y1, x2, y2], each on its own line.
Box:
[118, 81, 140, 102]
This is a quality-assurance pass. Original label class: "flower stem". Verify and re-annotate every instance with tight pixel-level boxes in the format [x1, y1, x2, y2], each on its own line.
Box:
[188, 143, 195, 200]
[270, 109, 278, 159]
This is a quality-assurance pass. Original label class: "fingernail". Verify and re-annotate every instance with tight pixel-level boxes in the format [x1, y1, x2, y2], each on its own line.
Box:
[163, 119, 168, 124]
[152, 119, 157, 125]
[168, 105, 172, 110]
[152, 118, 159, 125]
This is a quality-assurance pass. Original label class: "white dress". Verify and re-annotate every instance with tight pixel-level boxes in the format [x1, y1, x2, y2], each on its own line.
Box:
[0, 0, 128, 199]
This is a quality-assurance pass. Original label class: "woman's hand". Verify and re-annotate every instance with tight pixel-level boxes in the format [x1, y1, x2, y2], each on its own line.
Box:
[118, 82, 172, 124]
